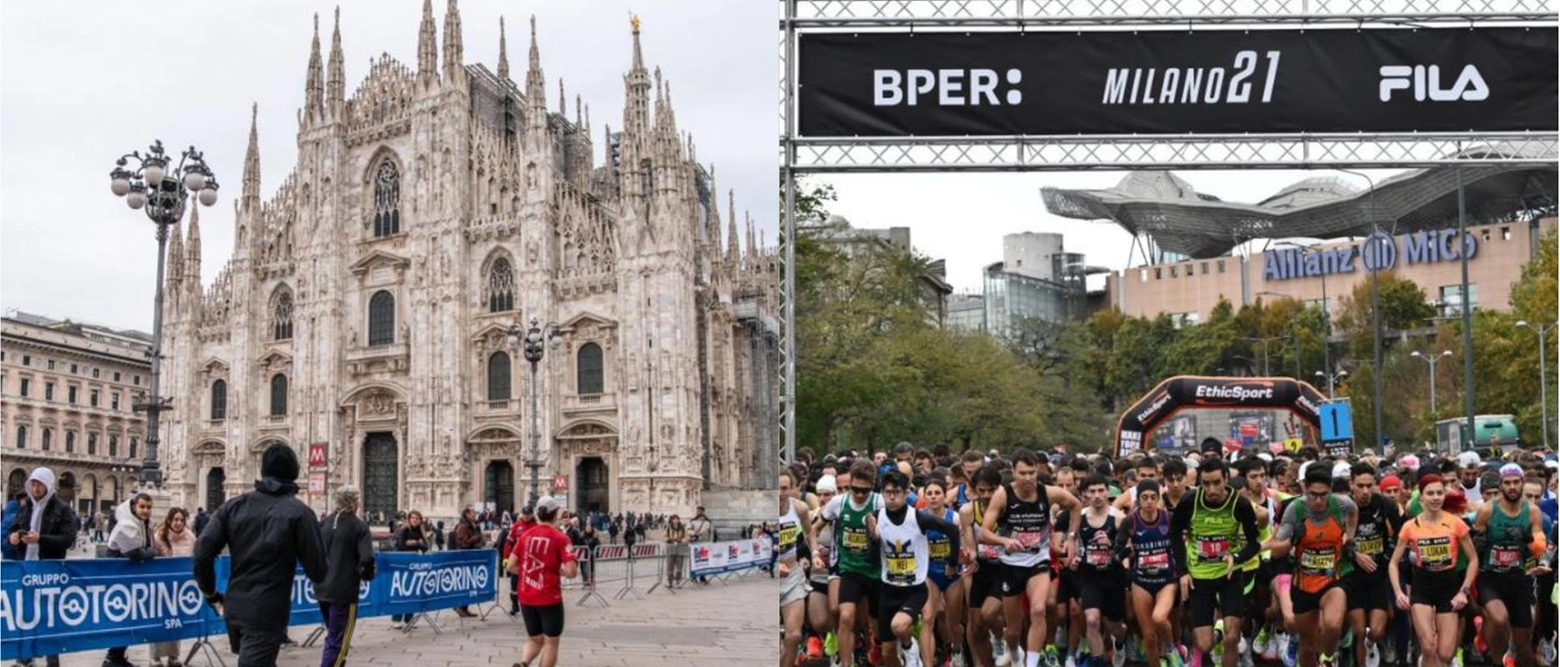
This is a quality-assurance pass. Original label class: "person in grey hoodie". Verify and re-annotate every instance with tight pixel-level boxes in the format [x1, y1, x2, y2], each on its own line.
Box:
[104, 492, 157, 667]
[7, 467, 76, 667]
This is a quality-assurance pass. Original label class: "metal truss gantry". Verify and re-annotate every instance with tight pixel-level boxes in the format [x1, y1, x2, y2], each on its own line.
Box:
[776, 0, 1559, 464]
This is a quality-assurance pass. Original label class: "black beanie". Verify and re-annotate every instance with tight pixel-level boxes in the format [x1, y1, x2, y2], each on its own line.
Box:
[262, 443, 300, 482]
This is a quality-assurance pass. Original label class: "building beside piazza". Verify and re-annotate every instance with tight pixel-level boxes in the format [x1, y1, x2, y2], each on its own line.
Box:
[1, 311, 152, 517]
[154, 2, 780, 523]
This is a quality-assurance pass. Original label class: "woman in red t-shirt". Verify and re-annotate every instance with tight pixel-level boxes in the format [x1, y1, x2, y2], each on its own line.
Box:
[502, 497, 579, 667]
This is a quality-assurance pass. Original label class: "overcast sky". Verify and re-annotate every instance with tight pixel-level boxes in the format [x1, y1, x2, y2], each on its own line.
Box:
[0, 0, 775, 332]
[818, 168, 1405, 294]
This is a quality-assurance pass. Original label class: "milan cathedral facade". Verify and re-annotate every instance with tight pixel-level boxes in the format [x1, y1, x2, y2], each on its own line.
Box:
[155, 2, 781, 523]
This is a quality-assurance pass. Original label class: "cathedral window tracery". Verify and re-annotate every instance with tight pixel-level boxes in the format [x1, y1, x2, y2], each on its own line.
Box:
[271, 288, 294, 341]
[373, 159, 401, 237]
[487, 257, 515, 313]
[270, 374, 289, 416]
[487, 351, 512, 402]
[211, 379, 227, 421]
[577, 343, 604, 395]
[368, 290, 395, 346]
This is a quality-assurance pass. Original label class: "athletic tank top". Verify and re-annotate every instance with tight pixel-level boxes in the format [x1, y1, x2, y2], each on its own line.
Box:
[778, 499, 802, 562]
[811, 514, 834, 584]
[1354, 493, 1392, 571]
[836, 493, 882, 578]
[877, 507, 930, 587]
[1242, 493, 1274, 572]
[1078, 509, 1121, 573]
[1130, 507, 1175, 580]
[925, 507, 958, 579]
[1293, 495, 1349, 594]
[1486, 500, 1533, 574]
[1185, 487, 1242, 580]
[972, 499, 1003, 562]
[998, 483, 1052, 568]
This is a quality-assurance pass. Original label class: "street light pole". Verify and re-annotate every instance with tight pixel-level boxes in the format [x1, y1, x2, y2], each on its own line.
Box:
[1411, 350, 1454, 413]
[108, 141, 219, 488]
[510, 317, 561, 506]
[1314, 369, 1349, 400]
[1516, 320, 1555, 449]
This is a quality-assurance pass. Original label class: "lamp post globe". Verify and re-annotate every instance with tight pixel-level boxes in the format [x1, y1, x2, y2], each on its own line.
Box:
[107, 141, 219, 488]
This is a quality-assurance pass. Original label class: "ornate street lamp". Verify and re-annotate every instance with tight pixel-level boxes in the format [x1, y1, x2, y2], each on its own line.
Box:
[507, 317, 562, 505]
[109, 141, 219, 487]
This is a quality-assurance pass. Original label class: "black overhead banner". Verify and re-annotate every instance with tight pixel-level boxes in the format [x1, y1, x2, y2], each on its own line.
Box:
[797, 28, 1557, 137]
[1114, 376, 1327, 457]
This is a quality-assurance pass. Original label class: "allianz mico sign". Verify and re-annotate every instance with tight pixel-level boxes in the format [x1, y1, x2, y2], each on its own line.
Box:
[1262, 230, 1477, 282]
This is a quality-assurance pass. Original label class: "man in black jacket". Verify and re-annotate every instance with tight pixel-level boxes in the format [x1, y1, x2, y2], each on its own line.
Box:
[6, 467, 75, 667]
[317, 485, 374, 667]
[194, 443, 327, 667]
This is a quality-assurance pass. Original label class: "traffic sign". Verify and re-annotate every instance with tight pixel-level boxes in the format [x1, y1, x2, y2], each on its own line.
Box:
[1320, 400, 1354, 442]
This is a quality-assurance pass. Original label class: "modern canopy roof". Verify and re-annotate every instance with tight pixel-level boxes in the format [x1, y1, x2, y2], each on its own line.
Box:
[1041, 144, 1558, 259]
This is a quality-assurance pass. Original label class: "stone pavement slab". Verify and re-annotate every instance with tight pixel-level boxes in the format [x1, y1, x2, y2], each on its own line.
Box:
[47, 576, 775, 667]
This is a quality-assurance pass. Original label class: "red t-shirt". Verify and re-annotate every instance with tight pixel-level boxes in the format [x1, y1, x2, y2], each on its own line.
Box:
[502, 518, 538, 561]
[515, 524, 577, 606]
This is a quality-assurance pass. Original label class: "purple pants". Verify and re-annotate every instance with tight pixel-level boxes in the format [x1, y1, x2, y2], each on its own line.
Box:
[318, 601, 358, 667]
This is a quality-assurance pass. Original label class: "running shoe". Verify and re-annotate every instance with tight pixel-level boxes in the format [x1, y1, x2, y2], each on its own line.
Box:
[1254, 627, 1270, 658]
[1473, 617, 1487, 656]
[904, 638, 923, 667]
[1501, 652, 1515, 667]
[1045, 644, 1061, 667]
[1542, 638, 1557, 666]
[1211, 621, 1224, 665]
[1189, 648, 1203, 667]
[1283, 633, 1298, 667]
[1318, 652, 1335, 667]
[1065, 654, 1078, 667]
[807, 636, 824, 658]
[869, 636, 882, 667]
[994, 640, 1010, 667]
[1112, 637, 1126, 667]
[825, 632, 838, 657]
[1450, 647, 1463, 667]
[1365, 640, 1380, 667]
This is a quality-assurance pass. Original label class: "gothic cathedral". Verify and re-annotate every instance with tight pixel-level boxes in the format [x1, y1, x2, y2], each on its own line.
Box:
[155, 2, 780, 524]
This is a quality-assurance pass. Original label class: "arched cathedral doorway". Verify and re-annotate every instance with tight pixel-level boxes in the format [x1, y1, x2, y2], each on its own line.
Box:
[362, 432, 398, 521]
[577, 457, 609, 515]
[484, 460, 515, 516]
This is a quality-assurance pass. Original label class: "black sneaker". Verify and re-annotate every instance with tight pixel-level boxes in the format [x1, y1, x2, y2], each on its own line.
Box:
[101, 658, 135, 667]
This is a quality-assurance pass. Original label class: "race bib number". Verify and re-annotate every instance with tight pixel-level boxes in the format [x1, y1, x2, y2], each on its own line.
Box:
[1491, 546, 1522, 569]
[843, 528, 869, 551]
[886, 556, 916, 578]
[930, 541, 951, 560]
[1299, 548, 1336, 573]
[1086, 547, 1113, 567]
[1196, 536, 1229, 562]
[978, 544, 1002, 560]
[1014, 530, 1044, 551]
[778, 524, 801, 550]
[1415, 537, 1453, 570]
[1356, 535, 1384, 557]
[1139, 551, 1170, 570]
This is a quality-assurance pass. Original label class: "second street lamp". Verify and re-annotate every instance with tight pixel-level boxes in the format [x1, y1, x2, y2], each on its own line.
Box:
[1410, 350, 1454, 413]
[508, 317, 562, 506]
[108, 140, 219, 488]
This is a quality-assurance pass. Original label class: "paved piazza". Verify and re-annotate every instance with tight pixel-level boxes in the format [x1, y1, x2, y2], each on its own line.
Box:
[47, 573, 775, 666]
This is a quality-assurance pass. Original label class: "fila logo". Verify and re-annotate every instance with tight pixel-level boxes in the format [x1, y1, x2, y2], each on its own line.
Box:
[1378, 65, 1489, 102]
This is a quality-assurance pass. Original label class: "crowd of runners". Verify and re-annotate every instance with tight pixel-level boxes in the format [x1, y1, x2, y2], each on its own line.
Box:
[777, 440, 1560, 667]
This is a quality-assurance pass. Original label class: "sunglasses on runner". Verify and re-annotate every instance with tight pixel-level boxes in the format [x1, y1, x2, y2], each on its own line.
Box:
[850, 485, 873, 496]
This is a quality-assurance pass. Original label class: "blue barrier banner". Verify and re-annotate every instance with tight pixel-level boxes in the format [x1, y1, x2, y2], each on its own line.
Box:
[375, 550, 495, 617]
[0, 557, 222, 661]
[1, 551, 497, 661]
